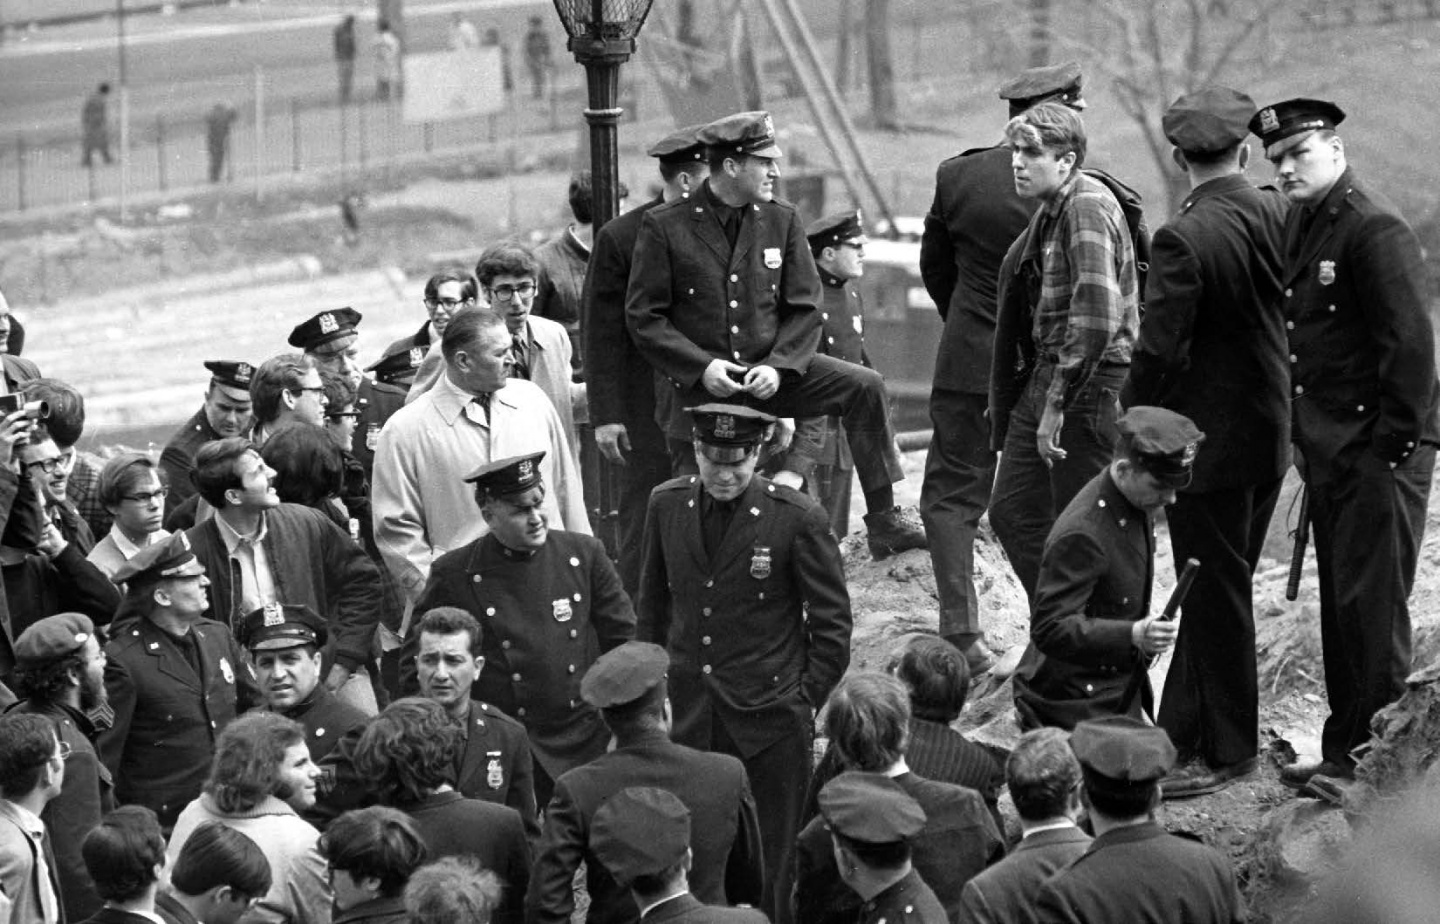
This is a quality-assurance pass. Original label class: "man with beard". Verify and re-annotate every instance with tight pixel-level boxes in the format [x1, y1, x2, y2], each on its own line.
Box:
[9, 612, 114, 920]
[99, 533, 259, 831]
[160, 361, 255, 516]
[238, 603, 368, 768]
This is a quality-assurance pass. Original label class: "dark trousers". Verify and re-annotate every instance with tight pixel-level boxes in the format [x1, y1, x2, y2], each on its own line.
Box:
[811, 461, 853, 539]
[921, 389, 997, 639]
[615, 447, 673, 597]
[667, 354, 904, 496]
[991, 366, 1126, 600]
[1158, 477, 1282, 767]
[1310, 445, 1433, 769]
[710, 717, 811, 919]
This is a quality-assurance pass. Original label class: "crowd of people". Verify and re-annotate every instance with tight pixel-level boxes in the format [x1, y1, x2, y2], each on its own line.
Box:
[0, 51, 1431, 924]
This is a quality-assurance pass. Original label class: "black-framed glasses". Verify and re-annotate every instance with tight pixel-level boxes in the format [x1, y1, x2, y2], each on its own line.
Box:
[23, 458, 65, 474]
[327, 411, 361, 420]
[426, 296, 473, 309]
[292, 385, 328, 399]
[121, 489, 166, 505]
[487, 282, 536, 302]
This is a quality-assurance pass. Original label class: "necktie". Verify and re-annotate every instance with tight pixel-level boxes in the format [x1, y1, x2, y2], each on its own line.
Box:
[35, 830, 58, 924]
[510, 334, 530, 380]
[473, 393, 491, 425]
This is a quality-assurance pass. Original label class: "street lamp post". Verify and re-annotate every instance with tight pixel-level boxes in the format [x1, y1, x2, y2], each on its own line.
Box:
[550, 0, 655, 231]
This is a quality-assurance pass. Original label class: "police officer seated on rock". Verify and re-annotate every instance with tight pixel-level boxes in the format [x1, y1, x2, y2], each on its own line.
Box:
[625, 110, 926, 560]
[237, 602, 368, 768]
[1012, 407, 1202, 731]
[589, 786, 767, 924]
[1031, 716, 1245, 923]
[818, 772, 947, 924]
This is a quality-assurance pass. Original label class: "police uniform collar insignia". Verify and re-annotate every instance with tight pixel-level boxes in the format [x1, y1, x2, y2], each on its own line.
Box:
[715, 414, 736, 439]
[553, 598, 573, 622]
[1319, 260, 1336, 285]
[751, 546, 772, 579]
[319, 312, 338, 334]
[262, 603, 285, 627]
[1258, 107, 1278, 134]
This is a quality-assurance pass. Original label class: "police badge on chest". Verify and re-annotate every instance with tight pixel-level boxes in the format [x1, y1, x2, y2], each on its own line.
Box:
[750, 545, 772, 579]
[486, 751, 504, 789]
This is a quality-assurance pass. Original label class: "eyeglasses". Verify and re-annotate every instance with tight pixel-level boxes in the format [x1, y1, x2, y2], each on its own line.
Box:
[23, 458, 65, 474]
[487, 282, 536, 302]
[327, 411, 360, 420]
[55, 741, 72, 763]
[427, 297, 473, 309]
[121, 489, 166, 505]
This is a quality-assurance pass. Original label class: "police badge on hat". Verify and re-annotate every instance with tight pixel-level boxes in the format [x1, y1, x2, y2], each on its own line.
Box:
[1319, 260, 1336, 286]
[750, 545, 772, 579]
[715, 414, 736, 440]
[318, 312, 339, 334]
[1258, 107, 1279, 134]
[553, 598, 573, 622]
[764, 247, 783, 269]
[409, 347, 424, 366]
[262, 603, 285, 627]
[486, 754, 504, 790]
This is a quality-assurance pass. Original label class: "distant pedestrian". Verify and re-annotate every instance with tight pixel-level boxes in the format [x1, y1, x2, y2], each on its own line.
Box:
[449, 13, 479, 51]
[204, 103, 237, 184]
[375, 20, 402, 102]
[82, 82, 113, 168]
[482, 29, 513, 93]
[334, 15, 357, 104]
[523, 16, 552, 100]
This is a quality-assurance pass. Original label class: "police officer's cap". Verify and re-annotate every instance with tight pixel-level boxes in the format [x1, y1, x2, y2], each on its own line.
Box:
[1070, 715, 1177, 798]
[1248, 98, 1345, 159]
[590, 787, 691, 884]
[581, 641, 669, 709]
[15, 613, 95, 669]
[997, 61, 1083, 109]
[806, 209, 868, 249]
[647, 123, 707, 164]
[111, 532, 207, 588]
[287, 307, 363, 351]
[463, 451, 546, 499]
[365, 345, 426, 385]
[237, 603, 328, 652]
[689, 403, 775, 464]
[1163, 86, 1257, 155]
[698, 111, 784, 160]
[204, 360, 255, 391]
[1116, 406, 1205, 488]
[819, 772, 926, 845]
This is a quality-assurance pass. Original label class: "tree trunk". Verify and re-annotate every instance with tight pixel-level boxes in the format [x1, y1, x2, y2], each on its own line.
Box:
[1029, 0, 1052, 66]
[865, 0, 898, 130]
[836, 0, 852, 92]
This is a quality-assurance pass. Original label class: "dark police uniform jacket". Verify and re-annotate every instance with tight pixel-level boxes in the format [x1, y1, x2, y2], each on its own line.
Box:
[641, 894, 768, 923]
[1032, 822, 1244, 924]
[1280, 167, 1439, 484]
[584, 195, 666, 451]
[351, 377, 410, 479]
[265, 683, 367, 765]
[860, 869, 948, 924]
[9, 699, 114, 920]
[1012, 469, 1152, 730]
[920, 144, 1039, 395]
[636, 475, 851, 758]
[160, 407, 222, 515]
[526, 727, 765, 924]
[626, 182, 822, 433]
[97, 616, 259, 830]
[411, 529, 636, 780]
[1122, 175, 1290, 492]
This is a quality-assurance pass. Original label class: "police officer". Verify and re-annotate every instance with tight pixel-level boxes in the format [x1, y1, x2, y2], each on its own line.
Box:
[288, 307, 396, 480]
[626, 110, 926, 558]
[1121, 87, 1289, 798]
[637, 403, 851, 915]
[770, 209, 871, 539]
[584, 124, 708, 597]
[237, 602, 367, 766]
[818, 773, 946, 924]
[918, 63, 1084, 675]
[97, 532, 259, 831]
[1012, 407, 1202, 730]
[158, 360, 255, 515]
[410, 450, 635, 808]
[1031, 716, 1245, 923]
[589, 786, 767, 924]
[527, 642, 765, 924]
[1248, 99, 1440, 790]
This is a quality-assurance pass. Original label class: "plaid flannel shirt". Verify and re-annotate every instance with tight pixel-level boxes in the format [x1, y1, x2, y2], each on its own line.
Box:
[66, 450, 112, 540]
[1022, 171, 1139, 409]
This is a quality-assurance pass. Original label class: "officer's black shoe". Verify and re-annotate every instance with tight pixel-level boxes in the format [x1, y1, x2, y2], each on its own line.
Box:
[1279, 759, 1353, 790]
[1161, 756, 1258, 799]
[864, 506, 928, 560]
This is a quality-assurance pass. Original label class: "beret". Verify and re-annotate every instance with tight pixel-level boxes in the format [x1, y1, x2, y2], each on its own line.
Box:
[14, 613, 94, 668]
